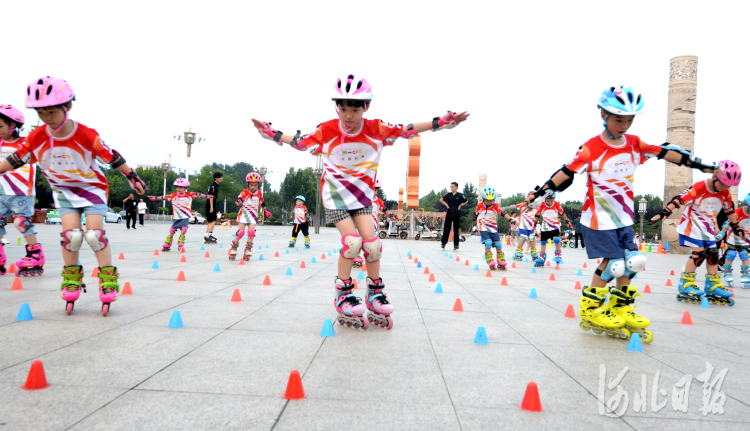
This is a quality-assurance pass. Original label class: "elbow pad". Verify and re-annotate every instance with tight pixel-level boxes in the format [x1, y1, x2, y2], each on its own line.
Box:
[532, 164, 576, 201]
[401, 123, 419, 140]
[109, 149, 126, 169]
[7, 152, 27, 169]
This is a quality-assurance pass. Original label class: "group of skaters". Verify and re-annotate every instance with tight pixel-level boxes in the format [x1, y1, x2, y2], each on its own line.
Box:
[1, 75, 746, 344]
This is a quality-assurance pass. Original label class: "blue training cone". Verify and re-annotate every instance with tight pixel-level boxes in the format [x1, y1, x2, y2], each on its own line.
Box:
[78, 259, 81, 265]
[286, 267, 293, 276]
[213, 263, 220, 272]
[435, 283, 443, 293]
[577, 269, 583, 276]
[320, 318, 335, 337]
[312, 257, 317, 263]
[201, 245, 205, 250]
[525, 258, 529, 263]
[357, 271, 364, 279]
[474, 326, 489, 345]
[529, 288, 538, 298]
[219, 244, 223, 248]
[531, 268, 537, 274]
[449, 254, 453, 259]
[627, 333, 644, 352]
[328, 251, 332, 256]
[633, 274, 637, 279]
[444, 252, 448, 257]
[169, 310, 184, 328]
[700, 296, 710, 308]
[259, 254, 264, 261]
[474, 264, 479, 271]
[266, 244, 269, 249]
[295, 247, 299, 252]
[285, 249, 289, 254]
[16, 303, 32, 321]
[407, 250, 412, 256]
[152, 261, 159, 269]
[417, 262, 422, 268]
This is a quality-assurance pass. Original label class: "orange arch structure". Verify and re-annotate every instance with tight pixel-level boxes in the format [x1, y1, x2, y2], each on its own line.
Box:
[405, 136, 421, 210]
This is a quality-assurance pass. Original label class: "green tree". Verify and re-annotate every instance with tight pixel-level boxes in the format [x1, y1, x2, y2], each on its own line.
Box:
[279, 167, 318, 222]
[419, 188, 448, 212]
[460, 182, 478, 232]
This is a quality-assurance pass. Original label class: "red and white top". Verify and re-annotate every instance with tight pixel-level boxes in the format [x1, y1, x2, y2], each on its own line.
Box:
[0, 137, 35, 196]
[565, 133, 662, 231]
[238, 189, 264, 222]
[677, 180, 733, 241]
[372, 196, 385, 222]
[507, 202, 536, 231]
[727, 206, 750, 247]
[293, 204, 308, 224]
[17, 122, 114, 208]
[164, 192, 198, 220]
[299, 119, 403, 210]
[535, 201, 564, 232]
[475, 202, 505, 233]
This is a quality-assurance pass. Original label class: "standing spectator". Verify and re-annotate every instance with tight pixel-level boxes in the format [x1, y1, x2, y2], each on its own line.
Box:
[573, 215, 584, 248]
[510, 215, 519, 239]
[137, 198, 147, 226]
[438, 182, 467, 251]
[123, 194, 137, 230]
[204, 172, 223, 243]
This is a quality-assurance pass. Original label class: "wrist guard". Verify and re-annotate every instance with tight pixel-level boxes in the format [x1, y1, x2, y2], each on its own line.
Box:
[430, 112, 459, 132]
[656, 207, 673, 220]
[110, 149, 126, 169]
[7, 152, 26, 169]
[730, 221, 744, 237]
[257, 121, 284, 145]
[657, 143, 718, 171]
[123, 168, 147, 192]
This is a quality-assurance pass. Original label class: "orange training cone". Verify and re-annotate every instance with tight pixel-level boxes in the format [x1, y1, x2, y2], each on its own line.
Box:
[414, 258, 418, 263]
[643, 285, 651, 293]
[681, 311, 693, 325]
[501, 277, 508, 286]
[583, 263, 588, 268]
[519, 382, 543, 411]
[670, 270, 675, 276]
[205, 252, 210, 258]
[118, 252, 125, 260]
[574, 281, 582, 290]
[597, 259, 600, 263]
[177, 271, 186, 281]
[22, 360, 50, 390]
[486, 270, 492, 277]
[549, 274, 556, 281]
[456, 256, 460, 262]
[282, 370, 306, 399]
[424, 267, 430, 274]
[429, 273, 436, 282]
[353, 279, 358, 289]
[121, 282, 133, 295]
[362, 265, 367, 273]
[666, 279, 673, 287]
[8, 263, 17, 273]
[506, 236, 511, 245]
[465, 260, 470, 266]
[231, 289, 242, 302]
[300, 261, 306, 269]
[546, 261, 550, 267]
[320, 253, 325, 259]
[564, 304, 576, 318]
[154, 249, 159, 255]
[409, 255, 413, 260]
[180, 255, 187, 263]
[11, 277, 23, 291]
[263, 275, 272, 286]
[511, 262, 516, 268]
[452, 298, 463, 311]
[239, 259, 245, 266]
[91, 267, 100, 277]
[554, 264, 560, 270]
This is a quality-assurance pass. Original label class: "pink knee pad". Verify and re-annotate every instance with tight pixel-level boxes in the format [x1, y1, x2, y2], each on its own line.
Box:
[235, 229, 245, 240]
[169, 228, 177, 235]
[362, 237, 383, 263]
[341, 234, 363, 259]
[247, 229, 256, 239]
[181, 226, 189, 234]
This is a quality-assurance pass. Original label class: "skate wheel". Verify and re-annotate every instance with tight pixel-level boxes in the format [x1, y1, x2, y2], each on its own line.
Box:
[579, 321, 590, 331]
[353, 321, 360, 329]
[360, 317, 369, 330]
[727, 298, 735, 306]
[606, 332, 617, 338]
[385, 316, 393, 330]
[102, 303, 109, 317]
[338, 319, 345, 326]
[66, 302, 74, 315]
[641, 330, 654, 344]
[675, 294, 682, 301]
[21, 271, 29, 277]
[346, 321, 352, 327]
[592, 328, 603, 334]
[367, 316, 373, 323]
[618, 328, 630, 340]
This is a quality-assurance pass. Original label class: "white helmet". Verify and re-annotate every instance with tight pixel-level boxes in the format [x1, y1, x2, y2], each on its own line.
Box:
[332, 74, 373, 101]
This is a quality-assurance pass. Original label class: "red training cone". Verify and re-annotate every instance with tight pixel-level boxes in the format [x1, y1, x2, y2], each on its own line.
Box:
[362, 265, 367, 273]
[452, 298, 463, 311]
[424, 267, 430, 274]
[320, 253, 325, 259]
[670, 270, 675, 276]
[11, 277, 23, 291]
[177, 271, 186, 281]
[486, 270, 492, 278]
[300, 261, 306, 269]
[501, 277, 508, 286]
[282, 370, 306, 399]
[231, 289, 242, 302]
[180, 247, 185, 253]
[519, 382, 543, 411]
[583, 263, 588, 268]
[239, 259, 245, 266]
[154, 249, 159, 255]
[681, 311, 693, 325]
[574, 281, 582, 290]
[414, 258, 418, 263]
[91, 267, 100, 277]
[121, 282, 133, 295]
[555, 264, 560, 270]
[353, 279, 358, 289]
[666, 279, 673, 287]
[428, 273, 436, 282]
[465, 260, 470, 266]
[546, 261, 550, 267]
[205, 252, 210, 258]
[180, 255, 187, 263]
[597, 259, 600, 263]
[408, 255, 413, 260]
[8, 263, 17, 273]
[549, 274, 556, 281]
[564, 304, 576, 318]
[118, 252, 125, 260]
[511, 262, 516, 269]
[455, 256, 460, 262]
[643, 285, 651, 293]
[22, 360, 50, 390]
[263, 275, 272, 286]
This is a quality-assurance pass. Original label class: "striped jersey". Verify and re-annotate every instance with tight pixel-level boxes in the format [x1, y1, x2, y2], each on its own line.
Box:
[164, 192, 198, 220]
[372, 197, 385, 222]
[507, 202, 536, 231]
[293, 205, 308, 224]
[238, 189, 263, 222]
[677, 180, 733, 241]
[725, 206, 749, 247]
[475, 202, 505, 233]
[535, 201, 564, 232]
[0, 137, 35, 196]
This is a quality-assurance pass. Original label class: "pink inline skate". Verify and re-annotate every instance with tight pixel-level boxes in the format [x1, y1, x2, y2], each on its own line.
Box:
[61, 265, 86, 315]
[352, 255, 364, 268]
[365, 277, 393, 329]
[334, 278, 368, 329]
[97, 266, 120, 317]
[0, 243, 6, 275]
[16, 243, 45, 276]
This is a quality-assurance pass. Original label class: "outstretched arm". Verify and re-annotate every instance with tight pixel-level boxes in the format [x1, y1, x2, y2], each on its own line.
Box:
[399, 111, 470, 139]
[650, 194, 685, 221]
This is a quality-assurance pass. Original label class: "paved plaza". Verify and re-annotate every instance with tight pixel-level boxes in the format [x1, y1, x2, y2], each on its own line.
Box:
[1, 223, 749, 430]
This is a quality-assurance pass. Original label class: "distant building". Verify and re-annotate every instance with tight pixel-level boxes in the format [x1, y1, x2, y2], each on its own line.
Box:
[137, 164, 156, 170]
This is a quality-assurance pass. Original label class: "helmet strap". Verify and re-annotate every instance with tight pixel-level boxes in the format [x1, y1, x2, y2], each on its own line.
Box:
[49, 105, 69, 149]
[602, 114, 621, 140]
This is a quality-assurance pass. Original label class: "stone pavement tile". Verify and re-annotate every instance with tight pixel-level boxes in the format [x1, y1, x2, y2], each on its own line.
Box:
[68, 390, 285, 431]
[0, 381, 126, 431]
[275, 398, 461, 431]
[621, 416, 750, 431]
[0, 325, 222, 389]
[420, 309, 528, 345]
[231, 301, 335, 333]
[417, 291, 492, 313]
[455, 404, 634, 431]
[136, 330, 322, 397]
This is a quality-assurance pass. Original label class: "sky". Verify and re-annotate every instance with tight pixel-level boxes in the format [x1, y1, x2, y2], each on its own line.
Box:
[3, 0, 748, 204]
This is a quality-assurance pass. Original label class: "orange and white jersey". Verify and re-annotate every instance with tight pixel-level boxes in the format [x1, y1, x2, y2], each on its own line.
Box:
[677, 180, 733, 241]
[294, 205, 308, 224]
[299, 119, 403, 210]
[475, 202, 505, 233]
[164, 192, 197, 220]
[535, 201, 564, 232]
[238, 189, 263, 221]
[18, 122, 114, 208]
[507, 202, 536, 231]
[372, 197, 384, 221]
[0, 137, 35, 196]
[726, 206, 750, 246]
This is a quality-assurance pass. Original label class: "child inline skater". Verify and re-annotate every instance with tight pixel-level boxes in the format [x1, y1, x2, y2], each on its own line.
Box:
[252, 74, 469, 330]
[149, 178, 209, 252]
[288, 195, 310, 249]
[652, 162, 743, 305]
[534, 193, 573, 267]
[0, 105, 45, 276]
[716, 193, 750, 289]
[230, 173, 271, 261]
[525, 85, 725, 343]
[372, 180, 385, 232]
[503, 200, 539, 262]
[474, 187, 515, 270]
[0, 77, 147, 316]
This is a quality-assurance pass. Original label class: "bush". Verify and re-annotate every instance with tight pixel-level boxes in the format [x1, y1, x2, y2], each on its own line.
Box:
[225, 213, 238, 220]
[113, 207, 122, 213]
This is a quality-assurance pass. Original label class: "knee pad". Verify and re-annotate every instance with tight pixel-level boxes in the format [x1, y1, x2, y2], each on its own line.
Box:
[341, 234, 363, 259]
[85, 229, 108, 252]
[739, 249, 749, 261]
[181, 226, 188, 234]
[493, 241, 503, 249]
[595, 267, 615, 282]
[235, 229, 245, 240]
[726, 249, 737, 262]
[61, 229, 84, 252]
[483, 239, 492, 249]
[691, 250, 707, 268]
[362, 237, 383, 263]
[168, 228, 177, 236]
[623, 250, 647, 274]
[707, 248, 720, 266]
[13, 216, 33, 234]
[247, 229, 256, 239]
[553, 237, 561, 244]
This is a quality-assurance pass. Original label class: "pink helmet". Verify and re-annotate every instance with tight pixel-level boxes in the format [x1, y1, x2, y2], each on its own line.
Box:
[332, 74, 373, 101]
[246, 172, 262, 183]
[25, 76, 75, 109]
[716, 160, 742, 186]
[0, 105, 25, 126]
[173, 178, 190, 188]
[375, 179, 382, 188]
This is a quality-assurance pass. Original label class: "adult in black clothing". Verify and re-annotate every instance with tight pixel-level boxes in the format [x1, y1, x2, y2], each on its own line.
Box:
[573, 216, 584, 248]
[204, 172, 223, 243]
[438, 182, 468, 251]
[123, 194, 137, 229]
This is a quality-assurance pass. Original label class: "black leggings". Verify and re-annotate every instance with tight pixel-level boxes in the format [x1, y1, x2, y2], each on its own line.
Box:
[292, 222, 309, 238]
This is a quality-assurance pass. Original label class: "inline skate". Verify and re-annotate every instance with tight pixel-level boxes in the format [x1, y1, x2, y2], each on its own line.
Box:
[741, 264, 750, 289]
[334, 278, 368, 329]
[352, 255, 364, 268]
[676, 272, 704, 304]
[97, 266, 120, 317]
[0, 243, 6, 275]
[513, 246, 523, 261]
[228, 239, 239, 261]
[289, 237, 296, 248]
[723, 263, 734, 288]
[534, 251, 546, 268]
[304, 237, 310, 249]
[530, 247, 539, 261]
[61, 265, 86, 315]
[365, 277, 393, 329]
[608, 286, 653, 343]
[578, 286, 630, 339]
[204, 234, 217, 244]
[162, 229, 175, 252]
[177, 228, 186, 251]
[16, 244, 45, 277]
[554, 250, 563, 264]
[704, 273, 734, 306]
[243, 243, 252, 261]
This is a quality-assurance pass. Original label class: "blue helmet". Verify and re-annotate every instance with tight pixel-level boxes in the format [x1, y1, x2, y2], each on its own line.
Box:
[597, 86, 644, 116]
[295, 195, 306, 202]
[481, 187, 496, 201]
[744, 193, 750, 207]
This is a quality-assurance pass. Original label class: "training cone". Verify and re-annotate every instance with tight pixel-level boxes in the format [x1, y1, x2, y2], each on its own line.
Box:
[282, 370, 306, 399]
[670, 270, 675, 276]
[452, 298, 463, 311]
[180, 247, 185, 253]
[564, 304, 576, 318]
[449, 254, 453, 259]
[700, 296, 710, 308]
[555, 264, 560, 270]
[511, 262, 516, 268]
[177, 271, 186, 281]
[501, 277, 508, 286]
[456, 256, 460, 262]
[295, 247, 298, 252]
[414, 258, 419, 263]
[118, 252, 125, 260]
[409, 255, 413, 260]
[91, 267, 99, 277]
[546, 261, 550, 267]
[519, 382, 543, 412]
[643, 285, 651, 293]
[239, 259, 245, 266]
[525, 258, 529, 263]
[152, 261, 159, 269]
[549, 274, 556, 281]
[353, 279, 358, 289]
[121, 282, 133, 295]
[8, 262, 17, 273]
[444, 252, 448, 257]
[574, 281, 582, 290]
[680, 311, 693, 325]
[300, 261, 306, 269]
[531, 268, 537, 274]
[320, 318, 335, 337]
[274, 251, 280, 257]
[201, 245, 205, 250]
[169, 310, 183, 328]
[231, 289, 242, 302]
[417, 262, 422, 268]
[486, 270, 492, 277]
[259, 254, 265, 261]
[429, 273, 436, 282]
[424, 267, 430, 274]
[310, 257, 315, 263]
[16, 303, 33, 321]
[474, 264, 479, 270]
[583, 263, 588, 268]
[286, 267, 292, 276]
[263, 275, 272, 286]
[357, 271, 364, 279]
[597, 259, 600, 263]
[627, 333, 644, 352]
[577, 269, 583, 276]
[435, 283, 443, 293]
[465, 260, 470, 266]
[205, 252, 210, 258]
[21, 360, 50, 390]
[285, 249, 289, 254]
[327, 251, 332, 256]
[529, 288, 538, 298]
[474, 326, 489, 344]
[179, 255, 187, 263]
[10, 277, 23, 290]
[362, 265, 367, 273]
[154, 249, 159, 255]
[320, 253, 325, 259]
[666, 279, 673, 287]
[213, 263, 220, 272]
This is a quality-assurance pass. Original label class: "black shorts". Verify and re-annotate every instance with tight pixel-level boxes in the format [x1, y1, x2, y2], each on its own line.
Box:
[540, 229, 560, 243]
[205, 208, 217, 223]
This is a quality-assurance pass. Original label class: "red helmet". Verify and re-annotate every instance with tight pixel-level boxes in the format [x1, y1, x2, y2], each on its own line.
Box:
[246, 172, 262, 183]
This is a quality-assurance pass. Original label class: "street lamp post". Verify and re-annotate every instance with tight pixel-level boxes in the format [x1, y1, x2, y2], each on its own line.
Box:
[173, 128, 205, 181]
[638, 198, 647, 244]
[313, 155, 324, 234]
[257, 165, 271, 225]
[159, 160, 173, 220]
